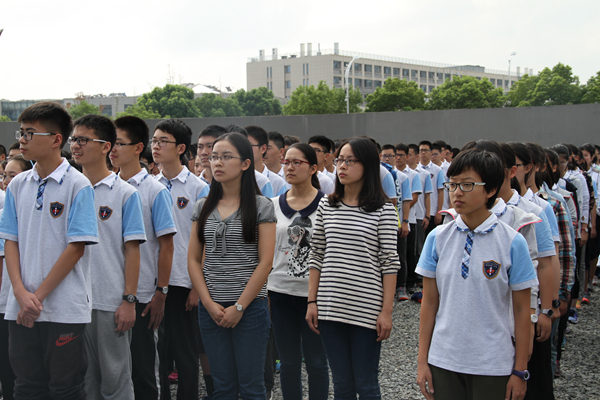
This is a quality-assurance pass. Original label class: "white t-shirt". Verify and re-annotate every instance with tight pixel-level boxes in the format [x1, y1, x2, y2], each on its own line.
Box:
[412, 166, 433, 220]
[260, 165, 287, 197]
[317, 171, 334, 195]
[419, 161, 445, 216]
[398, 166, 423, 224]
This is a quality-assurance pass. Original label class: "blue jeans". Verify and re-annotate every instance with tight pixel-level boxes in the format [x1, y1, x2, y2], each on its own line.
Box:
[318, 320, 381, 400]
[198, 298, 270, 400]
[269, 291, 329, 400]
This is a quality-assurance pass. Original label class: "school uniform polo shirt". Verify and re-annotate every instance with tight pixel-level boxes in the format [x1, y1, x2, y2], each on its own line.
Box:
[384, 164, 412, 221]
[156, 166, 209, 288]
[441, 160, 451, 175]
[522, 188, 560, 243]
[125, 170, 177, 304]
[416, 213, 537, 376]
[0, 159, 98, 323]
[399, 166, 423, 224]
[0, 190, 5, 210]
[411, 166, 433, 221]
[0, 210, 7, 314]
[419, 161, 445, 216]
[88, 173, 146, 312]
[324, 169, 336, 184]
[260, 165, 287, 197]
[254, 170, 274, 198]
[317, 171, 334, 195]
[379, 165, 396, 200]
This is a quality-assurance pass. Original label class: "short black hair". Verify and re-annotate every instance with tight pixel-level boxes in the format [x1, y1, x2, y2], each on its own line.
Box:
[308, 135, 332, 153]
[199, 125, 227, 140]
[268, 131, 284, 150]
[225, 124, 248, 135]
[462, 140, 510, 169]
[408, 144, 419, 154]
[418, 140, 432, 150]
[18, 101, 73, 148]
[381, 144, 396, 154]
[114, 116, 149, 154]
[9, 142, 20, 152]
[154, 119, 192, 162]
[283, 135, 300, 147]
[0, 145, 6, 157]
[395, 143, 408, 154]
[245, 126, 269, 148]
[431, 142, 442, 152]
[451, 148, 460, 157]
[432, 140, 446, 150]
[447, 148, 504, 209]
[73, 114, 116, 148]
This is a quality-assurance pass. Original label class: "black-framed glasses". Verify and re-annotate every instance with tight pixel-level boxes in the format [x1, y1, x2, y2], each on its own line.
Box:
[333, 158, 360, 166]
[311, 147, 324, 153]
[381, 154, 396, 160]
[68, 137, 108, 146]
[419, 149, 431, 153]
[150, 139, 177, 147]
[282, 159, 311, 167]
[443, 182, 486, 192]
[15, 131, 57, 141]
[208, 155, 242, 163]
[113, 142, 139, 149]
[514, 163, 524, 167]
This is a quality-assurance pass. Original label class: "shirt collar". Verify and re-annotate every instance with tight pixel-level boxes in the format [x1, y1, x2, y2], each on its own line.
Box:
[124, 169, 149, 186]
[279, 190, 324, 219]
[157, 166, 191, 184]
[420, 161, 432, 169]
[29, 158, 70, 184]
[199, 170, 210, 185]
[456, 212, 498, 234]
[523, 188, 534, 202]
[260, 165, 271, 177]
[507, 189, 521, 206]
[94, 172, 118, 189]
[491, 197, 508, 216]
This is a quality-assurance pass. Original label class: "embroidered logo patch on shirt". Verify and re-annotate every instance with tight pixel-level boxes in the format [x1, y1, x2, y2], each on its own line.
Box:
[50, 202, 64, 218]
[177, 197, 189, 209]
[482, 260, 501, 279]
[99, 206, 113, 221]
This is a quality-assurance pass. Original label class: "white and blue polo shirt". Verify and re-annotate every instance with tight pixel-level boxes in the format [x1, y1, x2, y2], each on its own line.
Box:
[0, 210, 7, 315]
[88, 173, 146, 312]
[0, 159, 99, 323]
[254, 170, 274, 198]
[317, 171, 334, 195]
[260, 165, 287, 197]
[399, 166, 423, 224]
[416, 213, 537, 376]
[419, 161, 445, 216]
[379, 165, 396, 200]
[124, 170, 177, 304]
[412, 165, 433, 221]
[156, 166, 209, 288]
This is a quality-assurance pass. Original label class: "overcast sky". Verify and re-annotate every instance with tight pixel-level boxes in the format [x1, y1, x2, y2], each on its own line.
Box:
[1, 0, 598, 101]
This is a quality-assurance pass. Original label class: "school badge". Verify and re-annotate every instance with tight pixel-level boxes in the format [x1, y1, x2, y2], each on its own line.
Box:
[482, 260, 501, 279]
[177, 197, 189, 209]
[99, 206, 113, 221]
[50, 202, 64, 218]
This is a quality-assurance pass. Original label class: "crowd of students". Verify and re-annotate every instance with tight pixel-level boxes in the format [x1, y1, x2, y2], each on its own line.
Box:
[0, 100, 597, 400]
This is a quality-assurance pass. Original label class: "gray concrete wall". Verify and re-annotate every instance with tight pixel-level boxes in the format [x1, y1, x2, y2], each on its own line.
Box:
[1, 104, 598, 152]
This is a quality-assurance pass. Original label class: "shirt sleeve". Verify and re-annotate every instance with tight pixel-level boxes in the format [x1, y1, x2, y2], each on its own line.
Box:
[261, 181, 274, 198]
[67, 186, 99, 244]
[0, 188, 18, 242]
[197, 184, 210, 200]
[508, 233, 539, 290]
[152, 189, 177, 237]
[415, 228, 438, 278]
[411, 174, 423, 194]
[191, 198, 207, 222]
[401, 178, 412, 202]
[309, 199, 326, 272]
[382, 172, 396, 199]
[424, 174, 433, 194]
[436, 170, 445, 189]
[378, 203, 401, 275]
[257, 196, 277, 224]
[122, 191, 147, 243]
[543, 202, 560, 242]
[535, 212, 556, 258]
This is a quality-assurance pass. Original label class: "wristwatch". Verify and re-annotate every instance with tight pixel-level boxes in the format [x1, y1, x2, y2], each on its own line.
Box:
[540, 308, 553, 318]
[530, 314, 538, 323]
[552, 299, 561, 308]
[512, 369, 530, 381]
[235, 302, 244, 312]
[157, 286, 169, 295]
[123, 294, 138, 303]
[402, 219, 409, 224]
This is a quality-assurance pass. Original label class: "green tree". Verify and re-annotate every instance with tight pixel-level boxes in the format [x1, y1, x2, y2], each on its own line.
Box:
[136, 84, 199, 118]
[0, 115, 11, 122]
[427, 76, 505, 110]
[231, 87, 282, 116]
[68, 100, 101, 119]
[580, 71, 600, 104]
[365, 78, 426, 112]
[194, 93, 243, 118]
[507, 63, 582, 106]
[283, 81, 362, 115]
[116, 102, 161, 119]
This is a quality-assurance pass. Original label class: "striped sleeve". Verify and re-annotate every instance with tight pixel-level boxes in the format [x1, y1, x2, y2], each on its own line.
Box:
[379, 203, 402, 275]
[309, 198, 326, 272]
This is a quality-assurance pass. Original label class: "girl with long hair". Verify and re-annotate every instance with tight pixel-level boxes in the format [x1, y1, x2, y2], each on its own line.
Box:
[188, 133, 276, 399]
[268, 143, 328, 399]
[306, 137, 400, 399]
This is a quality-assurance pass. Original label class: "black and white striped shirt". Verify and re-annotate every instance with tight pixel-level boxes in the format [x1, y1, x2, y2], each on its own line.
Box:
[192, 195, 277, 302]
[309, 198, 400, 329]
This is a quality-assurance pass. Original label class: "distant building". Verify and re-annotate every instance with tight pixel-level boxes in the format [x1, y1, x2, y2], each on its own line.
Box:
[247, 43, 531, 100]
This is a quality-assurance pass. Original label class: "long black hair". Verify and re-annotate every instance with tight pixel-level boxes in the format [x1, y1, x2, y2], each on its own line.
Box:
[196, 133, 261, 244]
[284, 143, 320, 190]
[329, 137, 389, 213]
[509, 142, 533, 195]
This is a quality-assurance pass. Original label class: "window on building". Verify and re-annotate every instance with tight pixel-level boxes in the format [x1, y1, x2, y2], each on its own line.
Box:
[284, 65, 291, 73]
[393, 68, 400, 75]
[419, 85, 427, 92]
[429, 86, 435, 93]
[402, 69, 409, 76]
[365, 80, 373, 87]
[490, 78, 496, 85]
[270, 67, 273, 77]
[267, 67, 269, 78]
[347, 78, 352, 86]
[303, 64, 305, 75]
[334, 76, 342, 85]
[333, 61, 342, 69]
[100, 105, 112, 117]
[365, 64, 373, 73]
[344, 62, 349, 69]
[420, 71, 427, 78]
[374, 66, 382, 73]
[476, 77, 481, 80]
[374, 80, 382, 88]
[428, 71, 434, 79]
[354, 79, 362, 87]
[505, 80, 509, 87]
[286, 80, 291, 88]
[437, 72, 443, 80]
[411, 70, 418, 77]
[384, 67, 391, 75]
[355, 63, 362, 72]
[445, 73, 451, 80]
[305, 64, 308, 74]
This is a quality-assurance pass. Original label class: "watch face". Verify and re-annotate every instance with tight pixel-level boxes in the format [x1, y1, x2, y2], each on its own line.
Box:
[531, 314, 538, 323]
[236, 303, 243, 311]
[523, 370, 530, 381]
[127, 294, 135, 303]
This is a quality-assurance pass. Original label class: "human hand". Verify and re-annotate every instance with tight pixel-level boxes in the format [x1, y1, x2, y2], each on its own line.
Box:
[218, 305, 243, 328]
[115, 301, 136, 332]
[305, 303, 320, 335]
[142, 293, 166, 330]
[417, 363, 435, 400]
[504, 374, 527, 400]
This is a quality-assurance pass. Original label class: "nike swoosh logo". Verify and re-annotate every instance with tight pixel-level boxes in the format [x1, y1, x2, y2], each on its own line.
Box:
[55, 335, 79, 347]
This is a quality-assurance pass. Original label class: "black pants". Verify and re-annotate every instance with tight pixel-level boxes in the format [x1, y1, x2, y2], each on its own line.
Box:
[524, 332, 554, 400]
[131, 302, 160, 400]
[158, 286, 199, 400]
[264, 324, 277, 393]
[0, 314, 16, 400]
[406, 223, 418, 288]
[9, 321, 87, 400]
[396, 233, 408, 288]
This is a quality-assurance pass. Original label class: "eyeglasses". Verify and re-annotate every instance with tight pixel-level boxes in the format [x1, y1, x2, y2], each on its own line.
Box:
[443, 182, 486, 192]
[311, 148, 324, 153]
[0, 174, 18, 183]
[208, 155, 242, 163]
[431, 153, 440, 157]
[151, 139, 177, 147]
[419, 149, 431, 153]
[282, 159, 311, 167]
[381, 154, 396, 160]
[514, 163, 524, 167]
[15, 131, 57, 141]
[333, 158, 360, 166]
[68, 137, 108, 146]
[113, 142, 138, 149]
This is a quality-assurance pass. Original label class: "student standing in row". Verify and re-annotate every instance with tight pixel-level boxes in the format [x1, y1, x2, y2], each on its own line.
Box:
[306, 137, 400, 399]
